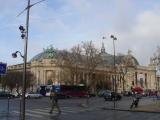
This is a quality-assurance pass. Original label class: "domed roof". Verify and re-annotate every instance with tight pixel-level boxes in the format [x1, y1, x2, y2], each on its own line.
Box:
[100, 43, 139, 66]
[30, 45, 139, 66]
[100, 52, 139, 66]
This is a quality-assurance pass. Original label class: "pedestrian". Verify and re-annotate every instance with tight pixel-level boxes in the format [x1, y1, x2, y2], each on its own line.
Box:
[130, 93, 141, 109]
[49, 90, 61, 114]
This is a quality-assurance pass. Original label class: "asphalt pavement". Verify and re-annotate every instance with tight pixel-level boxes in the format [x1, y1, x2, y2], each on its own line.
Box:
[0, 96, 160, 120]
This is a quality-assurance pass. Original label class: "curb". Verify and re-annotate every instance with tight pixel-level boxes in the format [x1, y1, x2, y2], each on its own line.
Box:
[101, 107, 160, 114]
[0, 112, 19, 118]
[79, 103, 89, 108]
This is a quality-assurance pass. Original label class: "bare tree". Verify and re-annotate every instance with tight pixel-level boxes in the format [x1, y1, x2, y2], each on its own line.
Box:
[3, 71, 35, 92]
[0, 75, 7, 91]
[5, 71, 22, 92]
[82, 41, 102, 92]
[70, 44, 83, 84]
[56, 44, 82, 85]
[57, 41, 102, 93]
[26, 71, 36, 91]
[150, 46, 160, 90]
[59, 68, 71, 85]
[118, 50, 137, 93]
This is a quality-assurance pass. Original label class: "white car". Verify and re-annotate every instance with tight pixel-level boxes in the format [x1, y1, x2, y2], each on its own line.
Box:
[25, 92, 42, 99]
[45, 92, 51, 97]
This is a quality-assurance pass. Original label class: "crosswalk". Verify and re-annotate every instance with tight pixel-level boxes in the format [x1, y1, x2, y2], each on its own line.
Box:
[12, 106, 100, 118]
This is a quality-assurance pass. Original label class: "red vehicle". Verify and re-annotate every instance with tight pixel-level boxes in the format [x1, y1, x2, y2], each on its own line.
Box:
[132, 86, 143, 94]
[39, 85, 89, 98]
[61, 85, 89, 98]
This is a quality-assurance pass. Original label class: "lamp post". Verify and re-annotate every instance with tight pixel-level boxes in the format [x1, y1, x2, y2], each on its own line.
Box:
[12, 51, 24, 59]
[12, 25, 26, 120]
[110, 35, 117, 109]
[13, 0, 46, 120]
[12, 50, 24, 119]
[12, 26, 26, 120]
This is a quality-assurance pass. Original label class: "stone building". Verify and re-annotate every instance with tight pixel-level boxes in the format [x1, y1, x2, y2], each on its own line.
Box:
[8, 45, 157, 93]
[149, 55, 160, 91]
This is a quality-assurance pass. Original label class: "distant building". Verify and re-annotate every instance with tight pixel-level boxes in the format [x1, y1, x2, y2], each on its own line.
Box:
[8, 45, 157, 93]
[149, 55, 160, 91]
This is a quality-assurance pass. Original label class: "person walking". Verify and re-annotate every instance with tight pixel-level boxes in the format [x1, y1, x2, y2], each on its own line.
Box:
[130, 93, 141, 109]
[49, 90, 61, 114]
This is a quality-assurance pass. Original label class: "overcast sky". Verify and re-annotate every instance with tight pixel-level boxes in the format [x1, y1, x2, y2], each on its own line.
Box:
[0, 0, 160, 66]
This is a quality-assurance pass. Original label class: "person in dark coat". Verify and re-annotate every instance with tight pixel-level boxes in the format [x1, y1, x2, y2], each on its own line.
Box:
[130, 93, 141, 109]
[49, 90, 61, 114]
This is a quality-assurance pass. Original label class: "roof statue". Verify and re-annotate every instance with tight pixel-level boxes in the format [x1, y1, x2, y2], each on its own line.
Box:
[101, 42, 106, 54]
[43, 45, 57, 59]
[124, 49, 136, 66]
[30, 45, 57, 62]
[127, 49, 132, 55]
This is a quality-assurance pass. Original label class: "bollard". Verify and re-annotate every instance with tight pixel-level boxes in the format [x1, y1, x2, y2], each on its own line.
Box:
[7, 97, 10, 113]
[19, 97, 22, 120]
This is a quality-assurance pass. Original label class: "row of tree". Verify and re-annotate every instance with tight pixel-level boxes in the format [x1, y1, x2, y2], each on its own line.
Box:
[56, 41, 102, 92]
[57, 41, 139, 91]
[0, 71, 35, 93]
[56, 41, 135, 93]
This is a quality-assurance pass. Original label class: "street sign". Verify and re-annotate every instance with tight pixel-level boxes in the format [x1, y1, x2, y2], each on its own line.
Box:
[0, 63, 7, 75]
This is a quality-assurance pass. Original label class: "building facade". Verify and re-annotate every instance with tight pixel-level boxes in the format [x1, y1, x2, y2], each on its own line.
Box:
[7, 46, 157, 93]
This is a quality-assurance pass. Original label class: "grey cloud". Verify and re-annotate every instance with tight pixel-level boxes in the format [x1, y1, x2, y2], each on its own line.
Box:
[114, 9, 160, 65]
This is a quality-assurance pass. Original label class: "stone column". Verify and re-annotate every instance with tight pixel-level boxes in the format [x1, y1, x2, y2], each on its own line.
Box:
[43, 70, 46, 85]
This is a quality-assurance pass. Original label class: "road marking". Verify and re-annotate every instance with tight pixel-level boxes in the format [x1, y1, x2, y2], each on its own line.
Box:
[11, 106, 99, 118]
[43, 107, 79, 113]
[26, 109, 51, 116]
[35, 109, 66, 115]
[12, 111, 43, 118]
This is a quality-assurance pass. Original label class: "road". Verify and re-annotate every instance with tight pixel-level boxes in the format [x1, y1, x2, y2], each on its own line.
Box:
[0, 96, 159, 120]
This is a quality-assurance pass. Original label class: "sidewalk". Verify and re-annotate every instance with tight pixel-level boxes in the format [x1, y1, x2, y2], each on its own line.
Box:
[133, 101, 160, 113]
[0, 112, 19, 120]
[1, 97, 160, 120]
[101, 97, 160, 113]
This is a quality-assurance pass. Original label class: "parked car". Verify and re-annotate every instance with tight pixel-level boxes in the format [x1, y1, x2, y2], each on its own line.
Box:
[57, 92, 67, 99]
[98, 90, 111, 97]
[123, 91, 132, 96]
[25, 92, 42, 99]
[88, 93, 96, 97]
[45, 91, 51, 97]
[104, 91, 122, 101]
[0, 91, 15, 98]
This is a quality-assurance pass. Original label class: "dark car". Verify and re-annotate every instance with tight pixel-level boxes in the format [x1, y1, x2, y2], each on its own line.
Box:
[98, 90, 111, 97]
[57, 92, 67, 99]
[104, 91, 122, 101]
[0, 91, 15, 98]
[88, 93, 96, 97]
[123, 91, 132, 96]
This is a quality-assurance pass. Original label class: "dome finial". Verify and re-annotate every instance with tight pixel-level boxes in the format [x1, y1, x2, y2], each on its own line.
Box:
[128, 49, 132, 55]
[101, 42, 106, 53]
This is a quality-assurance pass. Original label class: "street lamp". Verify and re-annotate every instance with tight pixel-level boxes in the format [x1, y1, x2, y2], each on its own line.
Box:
[110, 35, 117, 109]
[12, 51, 24, 59]
[12, 50, 24, 119]
[13, 0, 46, 120]
[12, 25, 26, 120]
[102, 35, 117, 90]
